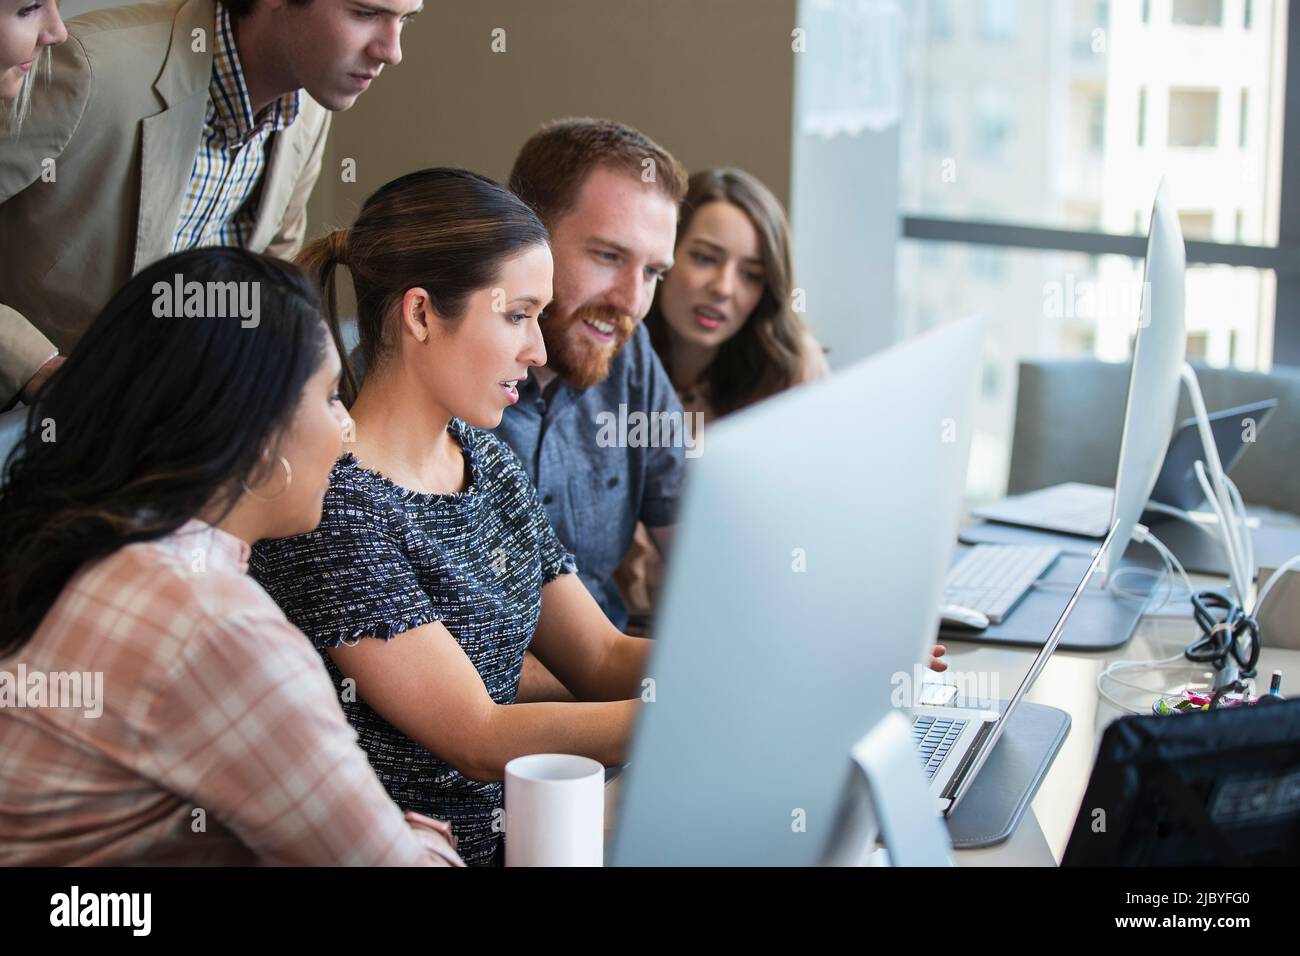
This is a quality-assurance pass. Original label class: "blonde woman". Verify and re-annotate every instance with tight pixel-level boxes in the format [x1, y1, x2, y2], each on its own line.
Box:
[0, 0, 65, 135]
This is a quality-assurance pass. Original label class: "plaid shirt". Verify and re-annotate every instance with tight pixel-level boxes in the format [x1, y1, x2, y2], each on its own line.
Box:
[172, 3, 301, 252]
[0, 520, 462, 866]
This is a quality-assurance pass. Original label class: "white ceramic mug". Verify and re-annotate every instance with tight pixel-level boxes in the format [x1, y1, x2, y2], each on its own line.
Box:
[504, 754, 605, 867]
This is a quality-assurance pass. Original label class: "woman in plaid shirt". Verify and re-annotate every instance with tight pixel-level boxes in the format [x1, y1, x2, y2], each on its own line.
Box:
[0, 247, 461, 866]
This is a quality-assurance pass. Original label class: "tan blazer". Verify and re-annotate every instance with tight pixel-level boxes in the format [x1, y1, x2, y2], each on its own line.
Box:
[0, 0, 331, 403]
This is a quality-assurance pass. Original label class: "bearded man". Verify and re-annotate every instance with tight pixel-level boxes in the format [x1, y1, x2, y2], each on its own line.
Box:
[495, 117, 688, 638]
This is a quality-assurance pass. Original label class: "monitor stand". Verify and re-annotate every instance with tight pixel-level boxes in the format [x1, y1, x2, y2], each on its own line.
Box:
[821, 711, 954, 866]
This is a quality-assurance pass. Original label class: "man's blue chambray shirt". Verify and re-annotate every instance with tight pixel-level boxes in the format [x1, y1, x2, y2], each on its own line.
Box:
[492, 324, 686, 628]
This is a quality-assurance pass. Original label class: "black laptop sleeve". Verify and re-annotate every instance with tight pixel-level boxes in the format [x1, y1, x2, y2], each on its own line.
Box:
[1063, 698, 1300, 866]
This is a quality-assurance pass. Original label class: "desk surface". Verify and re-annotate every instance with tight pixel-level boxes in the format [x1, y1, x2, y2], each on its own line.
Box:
[603, 572, 1300, 866]
[942, 583, 1300, 865]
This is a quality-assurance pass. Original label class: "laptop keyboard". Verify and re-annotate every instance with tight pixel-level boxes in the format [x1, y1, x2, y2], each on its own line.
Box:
[912, 714, 968, 780]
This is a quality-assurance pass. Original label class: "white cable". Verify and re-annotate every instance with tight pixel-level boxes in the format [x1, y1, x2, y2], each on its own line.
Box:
[1221, 470, 1253, 601]
[1223, 474, 1255, 598]
[1192, 460, 1238, 591]
[1256, 554, 1300, 615]
[1096, 367, 1281, 712]
[1182, 364, 1253, 606]
[1105, 671, 1192, 694]
[1142, 500, 1223, 541]
[1117, 524, 1193, 613]
[1095, 362, 1288, 710]
[1107, 566, 1174, 610]
[1096, 685, 1146, 715]
[1135, 526, 1196, 600]
[1194, 460, 1248, 604]
[1096, 652, 1203, 715]
[1097, 523, 1221, 713]
[1102, 658, 1205, 693]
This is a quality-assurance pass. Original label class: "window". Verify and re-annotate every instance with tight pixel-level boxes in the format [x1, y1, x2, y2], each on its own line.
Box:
[973, 89, 1013, 160]
[1088, 93, 1106, 151]
[1072, 0, 1108, 56]
[925, 87, 950, 151]
[920, 242, 948, 269]
[900, 2, 1281, 234]
[895, 0, 1290, 496]
[1239, 88, 1249, 148]
[969, 245, 1009, 279]
[1178, 210, 1215, 241]
[898, 244, 1275, 495]
[1172, 0, 1224, 26]
[1168, 89, 1219, 147]
[929, 0, 954, 39]
[977, 0, 1019, 42]
[1184, 264, 1273, 368]
[1060, 324, 1098, 355]
[981, 360, 1001, 399]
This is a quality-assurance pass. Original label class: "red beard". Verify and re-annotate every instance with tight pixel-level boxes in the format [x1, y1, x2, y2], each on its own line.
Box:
[541, 303, 637, 390]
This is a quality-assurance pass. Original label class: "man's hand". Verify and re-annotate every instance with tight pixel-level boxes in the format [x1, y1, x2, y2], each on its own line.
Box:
[926, 644, 948, 672]
[18, 355, 63, 404]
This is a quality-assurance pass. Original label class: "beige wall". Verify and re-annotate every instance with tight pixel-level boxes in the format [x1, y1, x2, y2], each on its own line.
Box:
[305, 0, 797, 241]
[64, 0, 894, 366]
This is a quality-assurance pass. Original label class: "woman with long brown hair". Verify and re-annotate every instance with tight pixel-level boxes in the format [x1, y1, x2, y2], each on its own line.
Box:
[644, 167, 829, 422]
[618, 168, 831, 622]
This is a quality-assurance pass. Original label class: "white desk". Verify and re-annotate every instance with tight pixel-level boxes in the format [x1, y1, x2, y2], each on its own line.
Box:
[602, 575, 1300, 866]
[941, 584, 1300, 865]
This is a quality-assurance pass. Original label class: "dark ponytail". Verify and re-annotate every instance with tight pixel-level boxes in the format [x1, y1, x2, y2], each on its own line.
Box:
[296, 168, 549, 408]
[297, 227, 357, 404]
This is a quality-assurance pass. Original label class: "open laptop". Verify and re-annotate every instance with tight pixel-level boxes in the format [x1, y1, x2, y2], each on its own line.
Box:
[916, 521, 1121, 815]
[973, 399, 1276, 539]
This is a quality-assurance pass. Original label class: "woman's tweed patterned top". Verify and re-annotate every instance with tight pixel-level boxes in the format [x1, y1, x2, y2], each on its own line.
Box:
[251, 418, 577, 866]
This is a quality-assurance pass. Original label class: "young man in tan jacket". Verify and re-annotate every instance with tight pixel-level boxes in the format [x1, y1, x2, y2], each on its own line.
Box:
[0, 0, 422, 406]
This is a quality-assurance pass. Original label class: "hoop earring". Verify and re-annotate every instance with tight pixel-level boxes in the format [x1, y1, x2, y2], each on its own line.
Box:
[242, 456, 293, 501]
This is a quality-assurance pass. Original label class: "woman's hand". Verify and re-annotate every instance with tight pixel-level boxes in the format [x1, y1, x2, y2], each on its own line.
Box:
[18, 355, 63, 404]
[532, 573, 651, 701]
[926, 644, 948, 672]
[403, 810, 465, 867]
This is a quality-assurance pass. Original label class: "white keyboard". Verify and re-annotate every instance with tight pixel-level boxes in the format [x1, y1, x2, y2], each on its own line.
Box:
[972, 482, 1113, 537]
[943, 545, 1061, 624]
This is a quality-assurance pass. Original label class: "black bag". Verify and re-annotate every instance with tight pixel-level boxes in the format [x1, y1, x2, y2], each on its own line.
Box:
[1063, 697, 1300, 865]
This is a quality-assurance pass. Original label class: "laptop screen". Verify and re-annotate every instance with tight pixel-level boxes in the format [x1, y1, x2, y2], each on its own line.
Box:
[947, 520, 1122, 809]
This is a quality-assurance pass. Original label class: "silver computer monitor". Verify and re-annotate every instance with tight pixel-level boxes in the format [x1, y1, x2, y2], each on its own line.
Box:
[609, 316, 983, 866]
[1105, 181, 1188, 582]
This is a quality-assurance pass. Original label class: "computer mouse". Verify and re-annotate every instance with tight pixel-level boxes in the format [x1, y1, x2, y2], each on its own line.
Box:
[939, 604, 990, 630]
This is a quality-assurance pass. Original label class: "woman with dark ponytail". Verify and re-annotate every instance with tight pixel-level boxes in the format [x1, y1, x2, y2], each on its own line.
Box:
[253, 168, 653, 866]
[0, 247, 462, 866]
